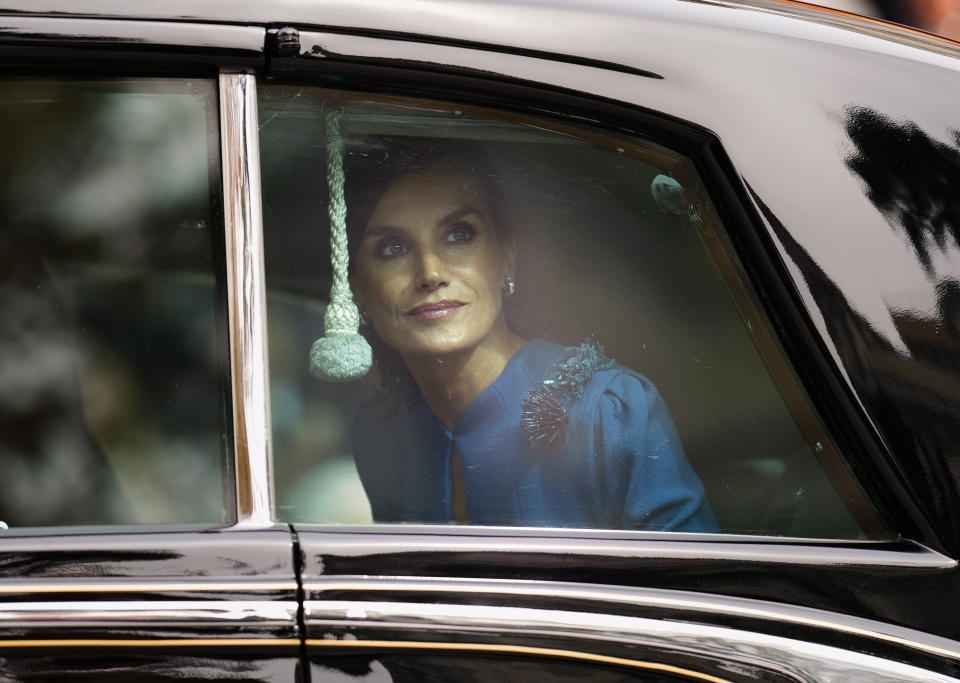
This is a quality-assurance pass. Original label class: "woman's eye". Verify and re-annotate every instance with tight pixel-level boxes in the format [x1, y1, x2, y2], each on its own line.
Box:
[446, 223, 477, 244]
[377, 238, 407, 258]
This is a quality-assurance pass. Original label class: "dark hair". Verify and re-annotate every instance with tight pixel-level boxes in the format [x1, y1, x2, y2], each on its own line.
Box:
[341, 135, 512, 408]
[343, 135, 511, 257]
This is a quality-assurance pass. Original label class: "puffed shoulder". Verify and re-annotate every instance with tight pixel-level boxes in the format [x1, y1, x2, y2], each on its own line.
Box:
[520, 340, 616, 449]
[565, 366, 675, 462]
[562, 361, 720, 532]
[580, 368, 660, 417]
[518, 339, 671, 451]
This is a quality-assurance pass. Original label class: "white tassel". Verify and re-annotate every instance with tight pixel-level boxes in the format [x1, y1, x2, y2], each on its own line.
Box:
[309, 110, 372, 382]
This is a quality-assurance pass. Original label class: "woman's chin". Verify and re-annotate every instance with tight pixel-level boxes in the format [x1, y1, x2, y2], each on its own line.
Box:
[400, 337, 473, 359]
[378, 314, 507, 360]
[387, 326, 482, 360]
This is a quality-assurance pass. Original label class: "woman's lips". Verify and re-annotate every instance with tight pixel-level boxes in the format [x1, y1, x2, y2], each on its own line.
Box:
[407, 300, 466, 321]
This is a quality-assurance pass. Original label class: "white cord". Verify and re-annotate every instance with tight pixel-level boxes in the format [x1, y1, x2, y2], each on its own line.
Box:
[309, 109, 372, 382]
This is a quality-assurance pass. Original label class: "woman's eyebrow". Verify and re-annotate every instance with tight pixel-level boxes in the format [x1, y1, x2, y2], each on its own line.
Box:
[361, 207, 483, 239]
[437, 206, 481, 226]
[360, 224, 410, 240]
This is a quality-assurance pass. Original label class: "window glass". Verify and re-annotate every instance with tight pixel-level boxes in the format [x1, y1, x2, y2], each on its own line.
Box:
[0, 77, 231, 528]
[260, 85, 885, 538]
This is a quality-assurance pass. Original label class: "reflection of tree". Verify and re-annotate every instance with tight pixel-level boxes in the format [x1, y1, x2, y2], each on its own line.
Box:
[938, 278, 960, 341]
[843, 106, 960, 275]
[750, 190, 960, 550]
[892, 279, 960, 375]
[840, 109, 960, 546]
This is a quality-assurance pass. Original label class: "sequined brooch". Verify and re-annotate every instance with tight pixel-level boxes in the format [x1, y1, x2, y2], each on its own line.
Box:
[521, 340, 615, 448]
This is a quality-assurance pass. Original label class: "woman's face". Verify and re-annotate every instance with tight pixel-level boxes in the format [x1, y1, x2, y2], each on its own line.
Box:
[351, 166, 514, 360]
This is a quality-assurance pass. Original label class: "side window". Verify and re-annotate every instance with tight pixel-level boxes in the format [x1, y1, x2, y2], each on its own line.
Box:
[259, 85, 885, 538]
[0, 77, 231, 529]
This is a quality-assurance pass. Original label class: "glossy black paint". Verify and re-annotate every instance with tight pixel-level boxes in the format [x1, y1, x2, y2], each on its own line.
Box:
[2, 1, 960, 680]
[750, 188, 960, 553]
[307, 648, 790, 682]
[0, 15, 263, 71]
[295, 531, 959, 649]
[2, 0, 956, 55]
[296, 541, 960, 678]
[0, 528, 294, 580]
[0, 654, 299, 682]
[0, 528, 300, 680]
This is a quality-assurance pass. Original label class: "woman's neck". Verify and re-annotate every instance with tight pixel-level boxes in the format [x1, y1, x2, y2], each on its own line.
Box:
[404, 327, 526, 430]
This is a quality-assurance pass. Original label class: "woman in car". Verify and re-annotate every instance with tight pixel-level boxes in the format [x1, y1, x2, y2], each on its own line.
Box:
[334, 136, 717, 530]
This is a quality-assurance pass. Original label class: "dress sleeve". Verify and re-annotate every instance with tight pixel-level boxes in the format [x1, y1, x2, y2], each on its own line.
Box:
[586, 372, 719, 532]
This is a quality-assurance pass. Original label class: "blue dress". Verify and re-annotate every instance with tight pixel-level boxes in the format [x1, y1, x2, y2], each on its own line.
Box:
[352, 338, 718, 531]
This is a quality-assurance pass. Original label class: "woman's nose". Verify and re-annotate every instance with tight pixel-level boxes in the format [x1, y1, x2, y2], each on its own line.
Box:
[415, 248, 448, 291]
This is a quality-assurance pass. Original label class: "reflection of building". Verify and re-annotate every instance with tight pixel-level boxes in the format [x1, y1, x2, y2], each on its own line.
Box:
[819, 0, 960, 41]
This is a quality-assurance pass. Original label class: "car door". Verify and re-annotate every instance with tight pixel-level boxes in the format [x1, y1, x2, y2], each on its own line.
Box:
[251, 2, 960, 681]
[5, 2, 959, 681]
[0, 16, 302, 681]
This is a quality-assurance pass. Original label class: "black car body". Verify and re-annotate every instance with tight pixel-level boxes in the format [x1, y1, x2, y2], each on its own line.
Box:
[1, 0, 960, 680]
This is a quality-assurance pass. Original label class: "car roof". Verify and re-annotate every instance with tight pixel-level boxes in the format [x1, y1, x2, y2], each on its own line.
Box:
[0, 0, 957, 59]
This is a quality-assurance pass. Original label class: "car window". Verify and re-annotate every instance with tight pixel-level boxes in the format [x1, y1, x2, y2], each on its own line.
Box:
[0, 77, 232, 529]
[259, 84, 886, 538]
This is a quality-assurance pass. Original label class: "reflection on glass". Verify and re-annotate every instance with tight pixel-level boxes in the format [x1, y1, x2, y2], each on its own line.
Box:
[0, 78, 230, 527]
[261, 86, 882, 538]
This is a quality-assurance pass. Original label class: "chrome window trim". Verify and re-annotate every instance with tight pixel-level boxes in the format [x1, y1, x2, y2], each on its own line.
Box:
[0, 580, 298, 594]
[296, 529, 956, 568]
[303, 600, 960, 682]
[220, 72, 275, 525]
[0, 638, 300, 648]
[0, 600, 297, 626]
[303, 576, 960, 660]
